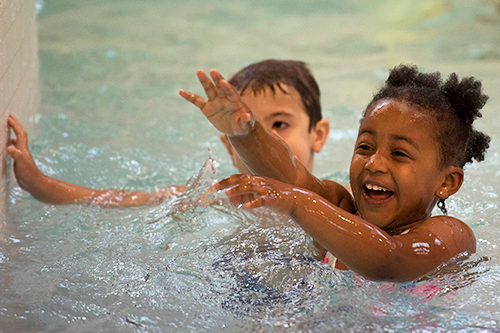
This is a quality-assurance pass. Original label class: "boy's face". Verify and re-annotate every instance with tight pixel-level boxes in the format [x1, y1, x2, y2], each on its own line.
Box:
[349, 99, 456, 231]
[220, 84, 329, 173]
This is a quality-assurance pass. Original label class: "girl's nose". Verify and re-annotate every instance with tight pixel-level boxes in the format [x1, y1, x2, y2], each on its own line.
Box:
[365, 152, 388, 173]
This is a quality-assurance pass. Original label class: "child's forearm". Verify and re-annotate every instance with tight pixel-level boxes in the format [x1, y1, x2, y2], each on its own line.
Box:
[26, 172, 98, 204]
[228, 120, 297, 181]
[228, 120, 328, 196]
[24, 173, 184, 207]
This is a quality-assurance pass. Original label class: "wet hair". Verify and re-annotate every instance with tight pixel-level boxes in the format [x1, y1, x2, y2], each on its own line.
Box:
[364, 64, 490, 169]
[229, 59, 321, 131]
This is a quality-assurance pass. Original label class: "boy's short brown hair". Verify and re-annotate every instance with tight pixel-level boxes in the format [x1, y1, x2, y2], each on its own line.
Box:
[229, 59, 321, 131]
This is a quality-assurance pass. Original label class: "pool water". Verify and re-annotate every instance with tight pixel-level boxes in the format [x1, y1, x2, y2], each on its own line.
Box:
[2, 0, 500, 331]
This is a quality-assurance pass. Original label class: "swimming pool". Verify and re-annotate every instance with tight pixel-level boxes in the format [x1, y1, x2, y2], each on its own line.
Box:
[1, 0, 500, 331]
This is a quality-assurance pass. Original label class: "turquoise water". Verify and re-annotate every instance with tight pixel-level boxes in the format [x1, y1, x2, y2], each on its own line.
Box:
[1, 0, 500, 331]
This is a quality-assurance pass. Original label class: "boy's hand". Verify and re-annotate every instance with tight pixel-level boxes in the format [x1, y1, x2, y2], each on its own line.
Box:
[215, 174, 297, 215]
[179, 69, 254, 136]
[7, 114, 43, 191]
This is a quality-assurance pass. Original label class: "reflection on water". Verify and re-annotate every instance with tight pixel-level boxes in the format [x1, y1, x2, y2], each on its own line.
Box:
[2, 0, 500, 331]
[2, 155, 498, 332]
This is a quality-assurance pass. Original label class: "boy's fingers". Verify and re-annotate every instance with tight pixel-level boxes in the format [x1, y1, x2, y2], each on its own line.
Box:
[6, 146, 21, 159]
[7, 114, 18, 125]
[7, 115, 19, 132]
[7, 116, 28, 146]
[10, 138, 17, 146]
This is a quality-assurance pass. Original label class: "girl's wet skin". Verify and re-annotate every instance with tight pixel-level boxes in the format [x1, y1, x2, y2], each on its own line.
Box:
[350, 98, 463, 232]
[215, 96, 475, 282]
[182, 64, 487, 282]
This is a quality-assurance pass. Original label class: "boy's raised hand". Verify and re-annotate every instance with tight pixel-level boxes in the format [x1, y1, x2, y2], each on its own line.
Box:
[179, 69, 253, 136]
[7, 114, 43, 192]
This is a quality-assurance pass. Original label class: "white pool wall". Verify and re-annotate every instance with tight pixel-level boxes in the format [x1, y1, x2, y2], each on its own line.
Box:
[0, 0, 39, 213]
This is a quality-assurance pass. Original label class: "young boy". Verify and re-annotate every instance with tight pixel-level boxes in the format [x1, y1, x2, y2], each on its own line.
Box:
[8, 60, 334, 209]
[180, 63, 356, 263]
[179, 67, 355, 216]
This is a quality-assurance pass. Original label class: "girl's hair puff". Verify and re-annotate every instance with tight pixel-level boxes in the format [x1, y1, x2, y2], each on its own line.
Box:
[364, 64, 490, 168]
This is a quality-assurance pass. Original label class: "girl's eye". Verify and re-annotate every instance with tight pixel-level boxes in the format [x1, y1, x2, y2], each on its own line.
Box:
[357, 144, 372, 151]
[355, 143, 373, 155]
[272, 121, 289, 130]
[392, 151, 409, 158]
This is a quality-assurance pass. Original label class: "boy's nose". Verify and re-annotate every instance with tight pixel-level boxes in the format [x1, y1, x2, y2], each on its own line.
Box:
[365, 152, 388, 174]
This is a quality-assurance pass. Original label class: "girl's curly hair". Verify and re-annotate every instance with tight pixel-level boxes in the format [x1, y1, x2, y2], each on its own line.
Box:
[364, 64, 490, 168]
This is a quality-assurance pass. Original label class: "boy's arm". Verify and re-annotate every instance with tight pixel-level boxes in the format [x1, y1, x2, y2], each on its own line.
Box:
[179, 70, 349, 205]
[7, 115, 184, 207]
[216, 174, 476, 282]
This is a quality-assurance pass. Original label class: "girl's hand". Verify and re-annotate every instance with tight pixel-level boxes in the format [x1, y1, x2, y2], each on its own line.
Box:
[179, 69, 254, 136]
[7, 114, 44, 192]
[215, 174, 297, 215]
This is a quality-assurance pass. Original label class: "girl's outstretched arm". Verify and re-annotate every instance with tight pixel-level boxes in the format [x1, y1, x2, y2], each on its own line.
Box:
[7, 114, 184, 207]
[179, 69, 254, 136]
[216, 174, 476, 282]
[180, 70, 354, 211]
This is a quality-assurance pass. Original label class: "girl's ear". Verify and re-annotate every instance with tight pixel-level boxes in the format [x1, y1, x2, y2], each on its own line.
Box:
[436, 166, 464, 199]
[311, 118, 330, 153]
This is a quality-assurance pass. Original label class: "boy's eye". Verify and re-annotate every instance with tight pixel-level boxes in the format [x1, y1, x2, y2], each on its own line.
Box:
[272, 121, 289, 130]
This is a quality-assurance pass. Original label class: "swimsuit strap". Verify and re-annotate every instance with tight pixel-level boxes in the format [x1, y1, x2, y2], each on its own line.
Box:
[323, 251, 337, 268]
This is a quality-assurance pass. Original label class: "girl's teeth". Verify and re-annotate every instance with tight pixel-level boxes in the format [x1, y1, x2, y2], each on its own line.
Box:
[366, 184, 388, 191]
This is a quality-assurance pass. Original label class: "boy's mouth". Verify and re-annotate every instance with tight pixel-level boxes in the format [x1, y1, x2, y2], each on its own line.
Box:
[363, 183, 394, 204]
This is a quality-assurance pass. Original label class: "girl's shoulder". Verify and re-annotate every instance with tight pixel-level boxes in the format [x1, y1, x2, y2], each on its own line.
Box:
[400, 215, 476, 255]
[321, 179, 356, 213]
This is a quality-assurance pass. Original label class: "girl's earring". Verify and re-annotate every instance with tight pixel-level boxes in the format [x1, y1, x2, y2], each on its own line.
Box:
[437, 198, 447, 215]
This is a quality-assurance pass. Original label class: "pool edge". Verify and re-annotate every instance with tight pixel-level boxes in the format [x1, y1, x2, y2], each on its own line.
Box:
[0, 0, 39, 214]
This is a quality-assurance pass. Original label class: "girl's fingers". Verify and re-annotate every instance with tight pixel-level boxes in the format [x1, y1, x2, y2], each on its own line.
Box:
[215, 174, 250, 190]
[225, 183, 256, 198]
[219, 80, 241, 103]
[233, 113, 254, 134]
[209, 70, 227, 98]
[227, 192, 256, 206]
[197, 70, 218, 101]
[179, 90, 207, 109]
[209, 69, 226, 82]
[243, 196, 267, 209]
[215, 175, 278, 210]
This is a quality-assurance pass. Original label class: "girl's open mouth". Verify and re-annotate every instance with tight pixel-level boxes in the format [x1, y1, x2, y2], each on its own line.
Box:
[363, 183, 394, 204]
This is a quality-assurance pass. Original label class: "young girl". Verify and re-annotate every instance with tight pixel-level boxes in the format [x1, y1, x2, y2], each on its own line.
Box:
[180, 64, 490, 282]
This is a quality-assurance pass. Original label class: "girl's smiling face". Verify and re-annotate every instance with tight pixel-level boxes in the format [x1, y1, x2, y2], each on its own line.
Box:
[349, 98, 448, 231]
